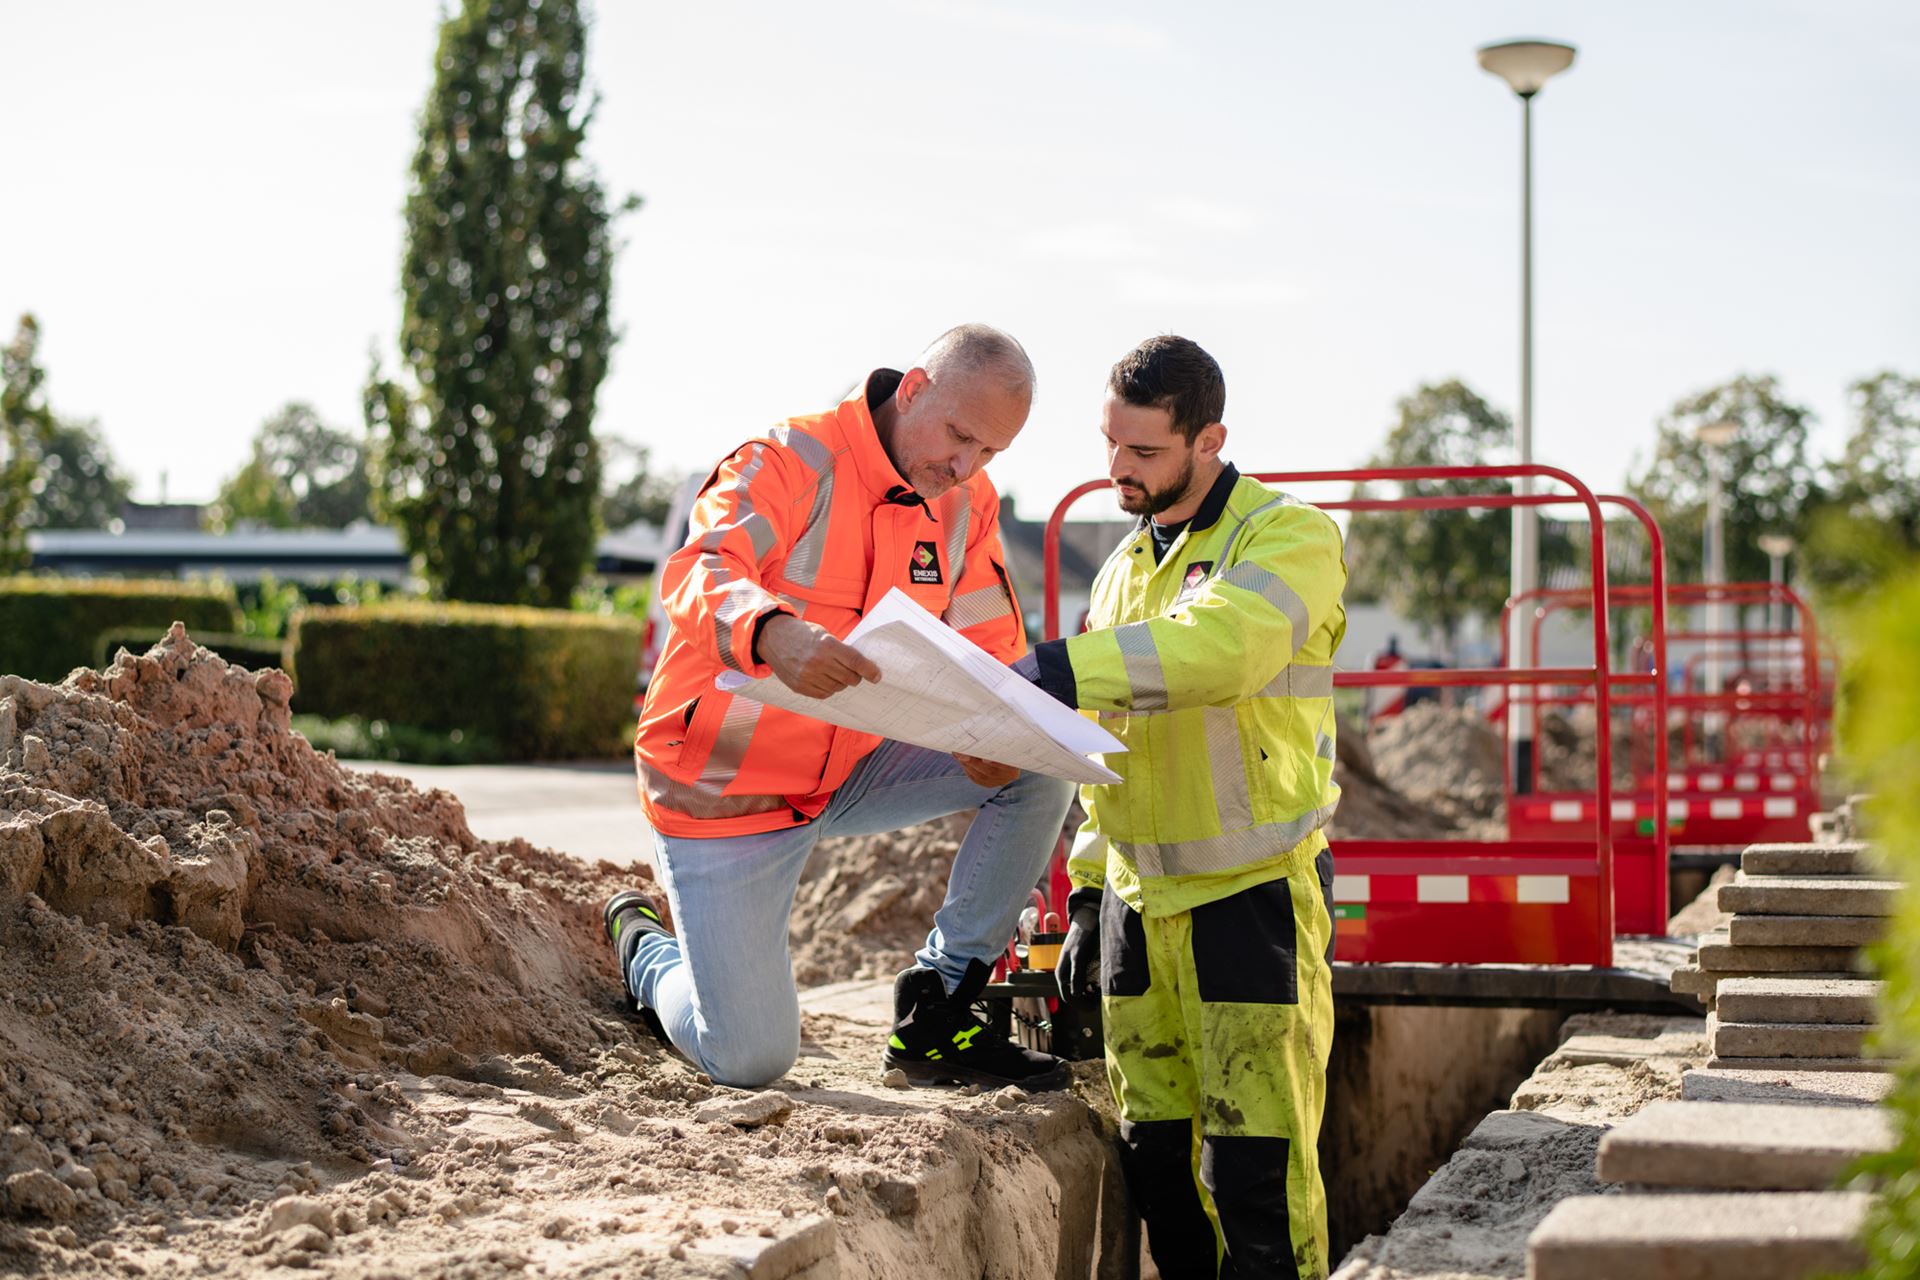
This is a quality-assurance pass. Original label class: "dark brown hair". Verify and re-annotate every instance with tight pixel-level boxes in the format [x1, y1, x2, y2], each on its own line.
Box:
[1107, 335, 1225, 442]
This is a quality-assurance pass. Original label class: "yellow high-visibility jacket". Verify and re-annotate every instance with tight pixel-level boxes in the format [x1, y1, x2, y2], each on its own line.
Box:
[1034, 465, 1348, 916]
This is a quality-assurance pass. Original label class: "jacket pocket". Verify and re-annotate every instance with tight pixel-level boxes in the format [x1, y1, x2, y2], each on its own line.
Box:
[677, 694, 723, 770]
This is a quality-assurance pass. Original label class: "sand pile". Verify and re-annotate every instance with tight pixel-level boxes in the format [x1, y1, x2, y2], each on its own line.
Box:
[0, 627, 635, 1237]
[1365, 703, 1506, 837]
[0, 628, 1114, 1277]
[1328, 717, 1467, 841]
[789, 816, 970, 989]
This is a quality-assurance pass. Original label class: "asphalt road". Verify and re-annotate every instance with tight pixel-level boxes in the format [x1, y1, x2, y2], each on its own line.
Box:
[343, 759, 652, 869]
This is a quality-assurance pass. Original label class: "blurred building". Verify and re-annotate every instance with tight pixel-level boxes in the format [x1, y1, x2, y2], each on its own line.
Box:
[27, 522, 665, 586]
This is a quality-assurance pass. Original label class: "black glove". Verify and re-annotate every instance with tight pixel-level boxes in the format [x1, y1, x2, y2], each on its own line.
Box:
[1055, 903, 1101, 1001]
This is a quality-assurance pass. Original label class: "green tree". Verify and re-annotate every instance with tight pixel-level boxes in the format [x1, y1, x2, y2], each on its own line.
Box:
[1344, 380, 1518, 652]
[368, 0, 631, 607]
[1627, 375, 1821, 586]
[210, 402, 372, 531]
[1802, 371, 1920, 600]
[26, 418, 132, 530]
[598, 436, 678, 530]
[1, 315, 58, 571]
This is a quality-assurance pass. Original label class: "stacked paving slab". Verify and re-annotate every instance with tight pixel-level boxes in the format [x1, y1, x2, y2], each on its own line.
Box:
[1667, 840, 1895, 1072]
[1527, 815, 1900, 1279]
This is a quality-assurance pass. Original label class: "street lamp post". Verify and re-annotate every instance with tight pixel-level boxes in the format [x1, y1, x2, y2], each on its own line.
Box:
[1696, 420, 1738, 756]
[1479, 38, 1576, 794]
[1758, 533, 1796, 633]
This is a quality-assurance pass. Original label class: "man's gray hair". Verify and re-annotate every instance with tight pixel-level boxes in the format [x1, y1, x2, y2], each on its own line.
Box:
[918, 323, 1035, 400]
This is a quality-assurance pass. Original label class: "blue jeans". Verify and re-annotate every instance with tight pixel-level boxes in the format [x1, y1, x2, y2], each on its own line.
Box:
[626, 739, 1075, 1087]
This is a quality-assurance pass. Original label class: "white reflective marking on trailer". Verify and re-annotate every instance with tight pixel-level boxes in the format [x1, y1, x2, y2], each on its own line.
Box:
[1332, 874, 1371, 903]
[1517, 875, 1571, 904]
[1548, 800, 1583, 822]
[1611, 799, 1635, 820]
[1416, 875, 1470, 903]
[1734, 774, 1760, 791]
[1670, 800, 1690, 819]
[1764, 797, 1797, 818]
[1710, 798, 1743, 819]
[1771, 774, 1796, 791]
[1698, 773, 1724, 792]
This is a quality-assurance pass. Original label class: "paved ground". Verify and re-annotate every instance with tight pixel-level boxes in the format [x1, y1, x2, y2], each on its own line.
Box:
[343, 759, 653, 869]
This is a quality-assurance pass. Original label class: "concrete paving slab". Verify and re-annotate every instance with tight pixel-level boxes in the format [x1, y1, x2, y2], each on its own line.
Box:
[1527, 1191, 1870, 1280]
[1669, 964, 1714, 997]
[1715, 977, 1881, 1025]
[1708, 1013, 1871, 1059]
[1719, 876, 1899, 918]
[1727, 913, 1885, 948]
[1595, 1099, 1891, 1189]
[1682, 1067, 1895, 1107]
[1695, 935, 1864, 973]
[1672, 966, 1861, 1004]
[1742, 842, 1876, 878]
[1707, 1054, 1899, 1072]
[1547, 1017, 1706, 1067]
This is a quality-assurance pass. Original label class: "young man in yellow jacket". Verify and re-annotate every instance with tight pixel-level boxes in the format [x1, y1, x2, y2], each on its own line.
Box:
[1028, 336, 1347, 1279]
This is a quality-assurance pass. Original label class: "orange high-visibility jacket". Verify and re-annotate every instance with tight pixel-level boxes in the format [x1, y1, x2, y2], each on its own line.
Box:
[635, 370, 1027, 837]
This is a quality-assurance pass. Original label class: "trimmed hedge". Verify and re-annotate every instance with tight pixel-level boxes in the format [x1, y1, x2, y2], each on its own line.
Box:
[97, 629, 287, 673]
[0, 577, 242, 682]
[289, 601, 642, 760]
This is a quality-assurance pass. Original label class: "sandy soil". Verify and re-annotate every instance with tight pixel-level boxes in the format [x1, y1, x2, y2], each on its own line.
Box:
[789, 817, 971, 990]
[0, 629, 1117, 1278]
[1360, 706, 1505, 839]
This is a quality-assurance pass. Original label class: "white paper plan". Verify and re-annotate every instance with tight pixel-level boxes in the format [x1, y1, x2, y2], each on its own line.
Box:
[714, 589, 1125, 785]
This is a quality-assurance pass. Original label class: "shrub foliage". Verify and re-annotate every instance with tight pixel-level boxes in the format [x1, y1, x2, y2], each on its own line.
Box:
[0, 578, 241, 682]
[1849, 562, 1920, 1277]
[288, 601, 639, 760]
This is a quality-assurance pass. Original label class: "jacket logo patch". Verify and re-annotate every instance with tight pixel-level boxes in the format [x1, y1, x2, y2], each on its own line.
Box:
[910, 541, 943, 585]
[1173, 560, 1214, 607]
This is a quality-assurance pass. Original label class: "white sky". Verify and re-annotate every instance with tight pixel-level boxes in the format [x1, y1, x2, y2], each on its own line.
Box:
[5, 1, 1917, 522]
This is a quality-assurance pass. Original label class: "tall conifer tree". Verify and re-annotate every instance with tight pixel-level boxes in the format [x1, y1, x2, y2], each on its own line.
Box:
[370, 0, 624, 606]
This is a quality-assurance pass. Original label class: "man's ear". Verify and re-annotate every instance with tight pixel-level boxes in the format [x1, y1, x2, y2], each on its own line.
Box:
[1197, 422, 1228, 462]
[896, 366, 931, 408]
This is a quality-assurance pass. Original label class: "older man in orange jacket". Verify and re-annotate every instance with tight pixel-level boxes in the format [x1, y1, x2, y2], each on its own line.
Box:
[603, 325, 1076, 1091]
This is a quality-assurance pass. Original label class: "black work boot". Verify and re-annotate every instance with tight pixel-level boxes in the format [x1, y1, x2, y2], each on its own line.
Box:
[602, 889, 672, 1040]
[884, 961, 1072, 1091]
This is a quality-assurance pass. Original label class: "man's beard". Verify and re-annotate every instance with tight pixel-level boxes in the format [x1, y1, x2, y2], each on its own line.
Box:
[1116, 454, 1196, 517]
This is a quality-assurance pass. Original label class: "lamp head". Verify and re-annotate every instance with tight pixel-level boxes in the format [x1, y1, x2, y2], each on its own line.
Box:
[1758, 534, 1797, 558]
[1694, 420, 1740, 449]
[1477, 39, 1578, 98]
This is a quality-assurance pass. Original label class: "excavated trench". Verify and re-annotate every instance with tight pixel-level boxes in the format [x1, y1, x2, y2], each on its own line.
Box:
[1320, 1005, 1567, 1261]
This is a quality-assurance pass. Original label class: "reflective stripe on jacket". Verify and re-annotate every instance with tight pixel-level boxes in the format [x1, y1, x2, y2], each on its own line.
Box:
[635, 370, 1025, 837]
[1060, 467, 1347, 916]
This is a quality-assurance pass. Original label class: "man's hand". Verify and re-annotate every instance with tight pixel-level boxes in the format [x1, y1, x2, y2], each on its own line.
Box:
[1055, 904, 1100, 1000]
[756, 614, 882, 699]
[953, 753, 1019, 789]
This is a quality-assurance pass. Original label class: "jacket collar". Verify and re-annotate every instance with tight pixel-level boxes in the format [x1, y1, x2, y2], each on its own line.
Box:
[1140, 461, 1240, 534]
[834, 369, 916, 500]
[1189, 462, 1240, 533]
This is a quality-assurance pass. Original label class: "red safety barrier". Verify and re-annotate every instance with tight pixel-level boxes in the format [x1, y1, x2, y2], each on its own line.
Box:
[1041, 465, 1642, 968]
[1504, 582, 1824, 849]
